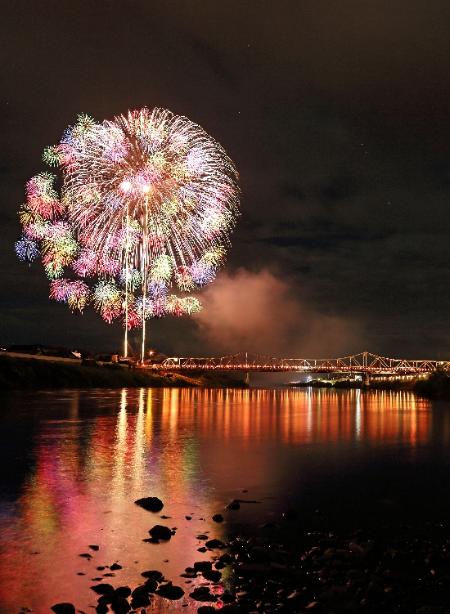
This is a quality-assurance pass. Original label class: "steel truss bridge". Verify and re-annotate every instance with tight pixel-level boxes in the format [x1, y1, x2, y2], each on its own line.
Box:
[147, 351, 450, 376]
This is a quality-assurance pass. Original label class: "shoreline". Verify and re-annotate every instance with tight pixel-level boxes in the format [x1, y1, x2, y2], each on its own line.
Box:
[0, 354, 248, 390]
[289, 373, 450, 400]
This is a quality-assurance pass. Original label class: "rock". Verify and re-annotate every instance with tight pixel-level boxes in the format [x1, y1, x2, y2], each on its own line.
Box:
[197, 547, 207, 552]
[143, 578, 158, 592]
[193, 561, 213, 572]
[202, 569, 222, 582]
[221, 591, 235, 603]
[90, 583, 115, 595]
[114, 586, 131, 598]
[226, 500, 240, 510]
[196, 534, 209, 540]
[95, 603, 108, 614]
[89, 544, 100, 551]
[51, 604, 76, 614]
[212, 514, 224, 523]
[135, 497, 164, 512]
[156, 582, 185, 600]
[110, 562, 122, 570]
[79, 553, 92, 558]
[205, 538, 225, 549]
[149, 525, 172, 540]
[190, 587, 217, 602]
[186, 515, 192, 520]
[130, 585, 151, 607]
[110, 595, 131, 613]
[96, 566, 106, 570]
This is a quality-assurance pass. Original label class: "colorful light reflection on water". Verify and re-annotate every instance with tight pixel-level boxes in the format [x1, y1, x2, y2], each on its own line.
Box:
[0, 387, 445, 613]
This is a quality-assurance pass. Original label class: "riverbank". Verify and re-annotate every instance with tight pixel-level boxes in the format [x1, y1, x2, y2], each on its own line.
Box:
[0, 354, 247, 390]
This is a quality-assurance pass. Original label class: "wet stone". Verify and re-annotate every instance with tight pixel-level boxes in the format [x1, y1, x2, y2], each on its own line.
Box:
[135, 496, 164, 512]
[110, 562, 122, 570]
[110, 595, 132, 613]
[202, 569, 222, 582]
[149, 525, 172, 541]
[89, 544, 100, 551]
[114, 586, 132, 598]
[156, 582, 185, 600]
[212, 514, 224, 523]
[205, 538, 225, 549]
[194, 561, 213, 572]
[226, 500, 241, 510]
[189, 587, 217, 602]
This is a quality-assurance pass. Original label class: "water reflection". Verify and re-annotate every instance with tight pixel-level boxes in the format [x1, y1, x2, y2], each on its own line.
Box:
[0, 388, 436, 612]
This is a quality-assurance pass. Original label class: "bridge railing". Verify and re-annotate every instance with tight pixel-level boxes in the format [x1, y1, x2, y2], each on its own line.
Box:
[147, 351, 450, 374]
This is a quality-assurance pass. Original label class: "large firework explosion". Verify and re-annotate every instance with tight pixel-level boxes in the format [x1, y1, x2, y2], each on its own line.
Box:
[16, 108, 240, 359]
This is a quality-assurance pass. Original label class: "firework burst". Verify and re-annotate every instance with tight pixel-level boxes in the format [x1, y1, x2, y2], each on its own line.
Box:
[15, 107, 240, 359]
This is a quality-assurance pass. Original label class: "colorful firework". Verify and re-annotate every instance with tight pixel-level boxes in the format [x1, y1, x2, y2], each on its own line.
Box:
[15, 107, 240, 358]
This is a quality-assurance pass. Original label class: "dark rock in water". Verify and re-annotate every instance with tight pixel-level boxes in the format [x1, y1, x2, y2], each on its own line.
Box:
[97, 595, 113, 608]
[143, 578, 158, 592]
[189, 587, 217, 602]
[103, 572, 115, 576]
[79, 552, 92, 558]
[135, 496, 164, 512]
[196, 534, 209, 540]
[226, 500, 240, 510]
[205, 538, 225, 549]
[110, 595, 131, 613]
[96, 566, 106, 570]
[90, 583, 115, 595]
[202, 569, 222, 582]
[114, 586, 131, 598]
[160, 514, 171, 519]
[89, 544, 100, 551]
[141, 569, 163, 581]
[51, 604, 76, 614]
[95, 603, 108, 614]
[197, 546, 207, 552]
[76, 572, 86, 576]
[110, 562, 122, 570]
[130, 585, 151, 607]
[193, 561, 212, 572]
[185, 515, 192, 520]
[198, 607, 216, 614]
[221, 591, 235, 603]
[156, 582, 185, 600]
[212, 513, 224, 523]
[149, 525, 172, 540]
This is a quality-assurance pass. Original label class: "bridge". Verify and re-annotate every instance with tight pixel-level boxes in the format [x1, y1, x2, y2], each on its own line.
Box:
[147, 351, 450, 376]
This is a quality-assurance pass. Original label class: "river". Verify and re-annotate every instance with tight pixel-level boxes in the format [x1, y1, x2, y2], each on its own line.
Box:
[1, 387, 450, 613]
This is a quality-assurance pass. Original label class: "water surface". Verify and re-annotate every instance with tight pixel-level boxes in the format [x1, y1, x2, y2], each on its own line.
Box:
[1, 387, 449, 613]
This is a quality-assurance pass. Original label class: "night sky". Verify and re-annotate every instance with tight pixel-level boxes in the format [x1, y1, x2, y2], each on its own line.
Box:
[1, 0, 449, 359]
